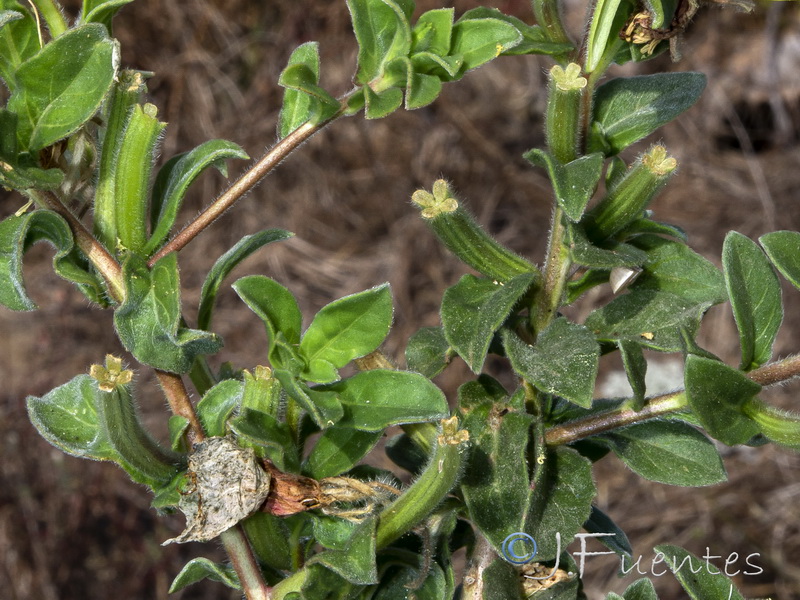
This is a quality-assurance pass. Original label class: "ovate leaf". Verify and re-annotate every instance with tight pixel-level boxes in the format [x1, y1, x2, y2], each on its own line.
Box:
[303, 427, 382, 479]
[723, 231, 783, 370]
[196, 379, 243, 437]
[760, 230, 800, 290]
[169, 557, 241, 593]
[441, 273, 536, 373]
[278, 44, 340, 136]
[524, 150, 604, 221]
[0, 3, 39, 89]
[299, 283, 393, 383]
[347, 0, 414, 84]
[457, 7, 572, 57]
[0, 210, 106, 310]
[653, 545, 745, 600]
[318, 370, 448, 431]
[503, 318, 599, 408]
[599, 420, 726, 486]
[308, 517, 378, 585]
[81, 0, 135, 30]
[114, 253, 223, 373]
[8, 23, 118, 151]
[450, 16, 522, 76]
[198, 230, 293, 331]
[589, 73, 707, 155]
[405, 326, 452, 378]
[684, 354, 761, 446]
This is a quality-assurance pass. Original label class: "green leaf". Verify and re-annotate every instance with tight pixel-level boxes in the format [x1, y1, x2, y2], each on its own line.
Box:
[684, 354, 761, 446]
[81, 0, 135, 30]
[309, 517, 378, 585]
[169, 557, 241, 593]
[27, 373, 181, 488]
[278, 53, 340, 136]
[618, 340, 646, 407]
[585, 289, 713, 352]
[275, 369, 344, 429]
[303, 427, 382, 479]
[0, 3, 39, 90]
[197, 230, 293, 331]
[230, 408, 299, 472]
[405, 67, 442, 109]
[0, 210, 106, 310]
[653, 545, 745, 600]
[566, 223, 649, 269]
[589, 73, 707, 155]
[523, 446, 596, 561]
[405, 326, 451, 378]
[645, 0, 679, 28]
[599, 420, 727, 486]
[0, 113, 64, 190]
[524, 150, 604, 221]
[584, 505, 633, 558]
[441, 273, 536, 373]
[723, 231, 783, 370]
[299, 283, 393, 383]
[586, 0, 630, 73]
[241, 512, 292, 571]
[146, 140, 249, 254]
[114, 253, 223, 373]
[460, 402, 534, 553]
[385, 432, 428, 473]
[630, 234, 727, 305]
[450, 16, 522, 76]
[363, 84, 404, 119]
[457, 7, 572, 57]
[319, 370, 448, 431]
[412, 8, 453, 55]
[347, 0, 413, 85]
[270, 563, 360, 600]
[503, 318, 600, 408]
[196, 379, 243, 437]
[373, 551, 447, 600]
[462, 556, 520, 599]
[618, 578, 658, 600]
[233, 275, 303, 368]
[761, 230, 800, 290]
[7, 23, 118, 151]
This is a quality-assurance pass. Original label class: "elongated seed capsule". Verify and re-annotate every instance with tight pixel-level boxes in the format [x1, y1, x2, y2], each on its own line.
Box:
[91, 355, 183, 487]
[375, 415, 468, 549]
[582, 145, 677, 242]
[412, 180, 540, 285]
[115, 103, 166, 253]
[742, 397, 800, 451]
[545, 63, 586, 164]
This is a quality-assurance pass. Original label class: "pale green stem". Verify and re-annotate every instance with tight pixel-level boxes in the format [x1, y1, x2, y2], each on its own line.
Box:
[220, 528, 272, 600]
[30, 0, 66, 38]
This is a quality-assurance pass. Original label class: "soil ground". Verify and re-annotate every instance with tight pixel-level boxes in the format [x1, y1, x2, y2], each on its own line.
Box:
[2, 1, 800, 598]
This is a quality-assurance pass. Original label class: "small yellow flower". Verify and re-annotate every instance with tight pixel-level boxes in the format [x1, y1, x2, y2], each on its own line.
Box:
[550, 63, 587, 93]
[412, 179, 459, 219]
[90, 354, 133, 392]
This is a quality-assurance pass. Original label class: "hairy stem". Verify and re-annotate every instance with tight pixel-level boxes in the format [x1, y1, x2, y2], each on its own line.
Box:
[532, 0, 571, 46]
[533, 206, 571, 334]
[30, 0, 67, 38]
[154, 370, 206, 445]
[148, 116, 338, 267]
[220, 527, 272, 600]
[30, 190, 126, 302]
[545, 354, 800, 445]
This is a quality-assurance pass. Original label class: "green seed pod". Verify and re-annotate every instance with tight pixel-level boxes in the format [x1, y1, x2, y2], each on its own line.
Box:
[375, 416, 468, 548]
[412, 180, 540, 285]
[91, 355, 183, 487]
[545, 63, 586, 164]
[582, 145, 676, 242]
[742, 397, 800, 451]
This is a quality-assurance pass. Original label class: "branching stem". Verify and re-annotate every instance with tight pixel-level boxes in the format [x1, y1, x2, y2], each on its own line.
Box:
[545, 354, 800, 445]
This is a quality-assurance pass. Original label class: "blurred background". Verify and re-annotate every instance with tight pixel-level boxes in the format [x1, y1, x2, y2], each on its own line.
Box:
[1, 0, 799, 598]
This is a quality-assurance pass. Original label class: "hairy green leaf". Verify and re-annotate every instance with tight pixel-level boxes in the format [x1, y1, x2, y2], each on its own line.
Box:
[586, 0, 630, 73]
[405, 326, 451, 378]
[146, 140, 249, 254]
[347, 0, 413, 84]
[299, 283, 393, 383]
[308, 517, 378, 584]
[275, 369, 344, 429]
[0, 3, 39, 90]
[412, 8, 453, 55]
[114, 253, 223, 373]
[618, 340, 646, 407]
[450, 16, 522, 76]
[303, 427, 382, 479]
[684, 354, 761, 446]
[653, 545, 745, 600]
[761, 230, 800, 290]
[458, 7, 572, 57]
[566, 223, 648, 269]
[278, 49, 340, 136]
[0, 210, 105, 310]
[8, 23, 118, 151]
[441, 273, 536, 373]
[589, 73, 707, 155]
[169, 557, 241, 593]
[504, 318, 599, 408]
[196, 379, 242, 437]
[81, 0, 135, 30]
[585, 505, 633, 559]
[723, 231, 783, 370]
[599, 420, 726, 486]
[525, 150, 604, 221]
[230, 408, 299, 472]
[319, 370, 448, 431]
[198, 230, 293, 331]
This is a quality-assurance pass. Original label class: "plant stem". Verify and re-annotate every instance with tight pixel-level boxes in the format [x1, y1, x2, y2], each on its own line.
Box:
[148, 116, 338, 268]
[30, 190, 126, 302]
[154, 370, 206, 444]
[30, 0, 67, 38]
[544, 354, 800, 445]
[533, 206, 571, 334]
[220, 527, 272, 600]
[532, 0, 571, 46]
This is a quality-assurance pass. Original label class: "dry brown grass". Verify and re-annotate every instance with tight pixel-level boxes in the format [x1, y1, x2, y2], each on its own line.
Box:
[1, 0, 800, 598]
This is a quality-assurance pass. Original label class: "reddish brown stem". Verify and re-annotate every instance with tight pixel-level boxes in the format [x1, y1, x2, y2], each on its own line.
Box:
[154, 370, 206, 444]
